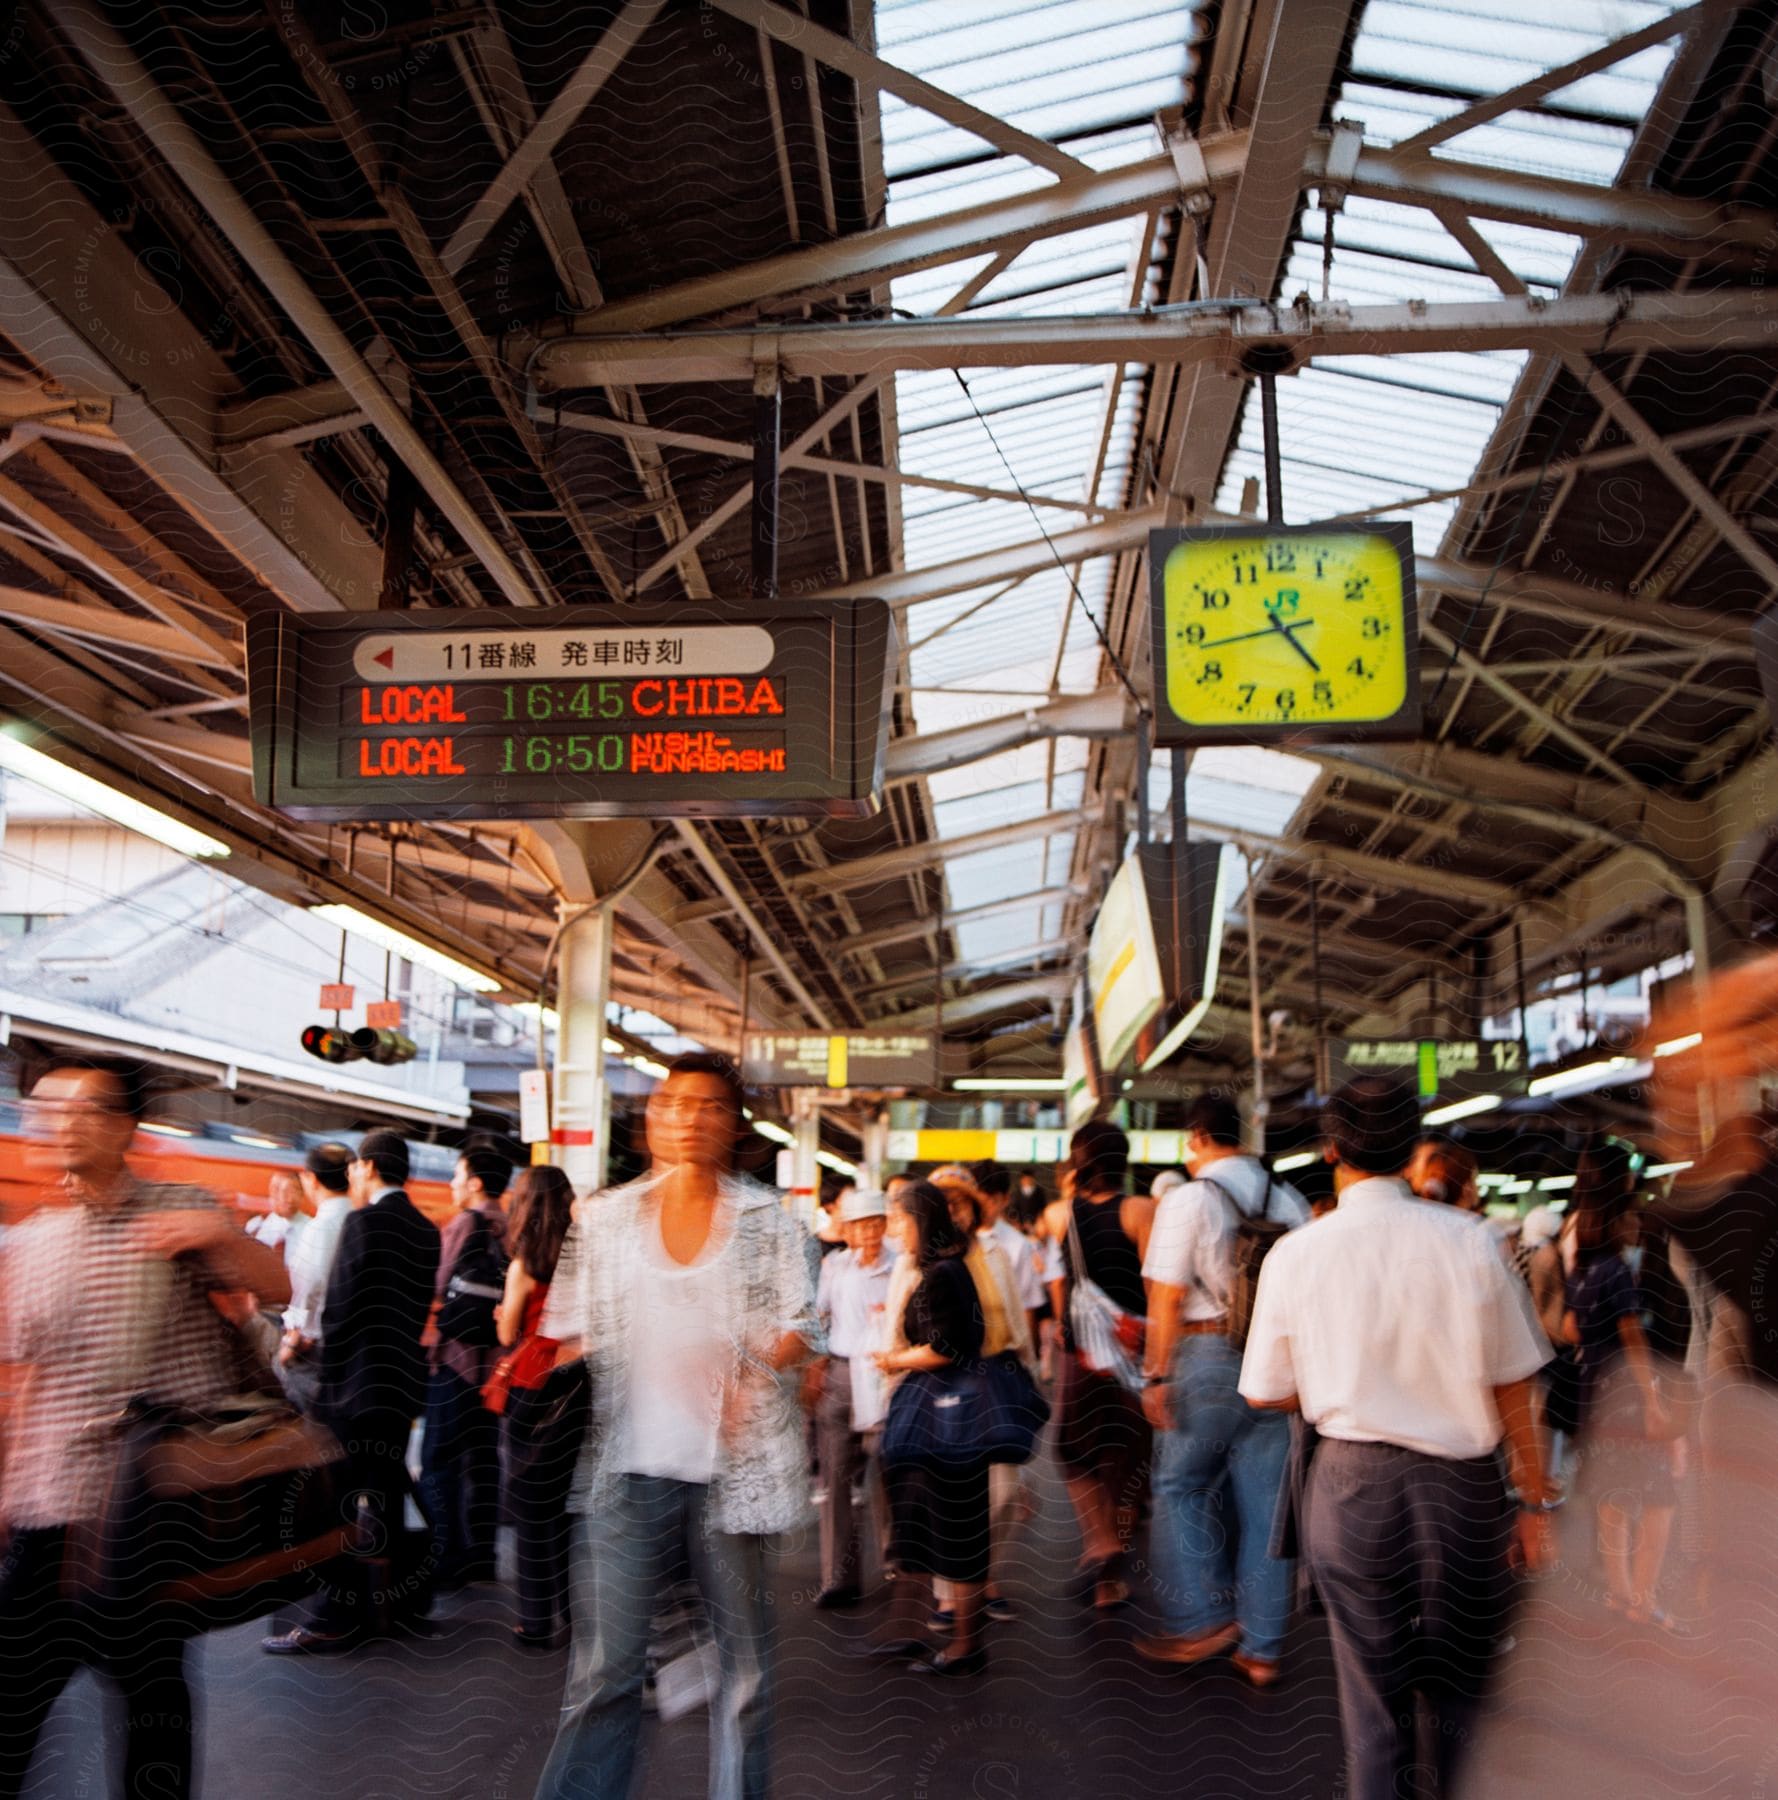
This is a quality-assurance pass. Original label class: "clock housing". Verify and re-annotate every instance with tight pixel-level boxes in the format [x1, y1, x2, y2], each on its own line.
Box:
[1148, 522, 1421, 747]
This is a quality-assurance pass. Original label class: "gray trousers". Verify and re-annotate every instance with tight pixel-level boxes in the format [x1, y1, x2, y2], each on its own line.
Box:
[815, 1359, 891, 1593]
[1305, 1437, 1514, 1800]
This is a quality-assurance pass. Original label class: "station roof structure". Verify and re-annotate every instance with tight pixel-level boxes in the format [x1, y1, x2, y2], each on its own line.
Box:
[0, 0, 1773, 1112]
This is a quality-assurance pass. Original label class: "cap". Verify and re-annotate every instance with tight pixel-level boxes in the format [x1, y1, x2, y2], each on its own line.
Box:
[1520, 1205, 1562, 1249]
[840, 1189, 889, 1221]
[1151, 1169, 1188, 1199]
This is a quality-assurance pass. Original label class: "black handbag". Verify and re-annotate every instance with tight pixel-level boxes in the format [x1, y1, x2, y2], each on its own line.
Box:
[880, 1353, 1049, 1471]
[436, 1213, 508, 1347]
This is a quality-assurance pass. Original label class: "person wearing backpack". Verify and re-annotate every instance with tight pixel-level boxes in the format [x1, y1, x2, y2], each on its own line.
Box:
[1135, 1091, 1310, 1685]
[421, 1140, 513, 1591]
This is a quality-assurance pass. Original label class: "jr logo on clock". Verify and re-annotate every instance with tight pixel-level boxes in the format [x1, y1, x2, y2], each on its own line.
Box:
[1149, 523, 1421, 746]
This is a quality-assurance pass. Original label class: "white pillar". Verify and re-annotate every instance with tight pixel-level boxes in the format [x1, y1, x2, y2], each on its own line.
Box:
[862, 1114, 890, 1192]
[554, 904, 612, 1194]
[788, 1086, 820, 1225]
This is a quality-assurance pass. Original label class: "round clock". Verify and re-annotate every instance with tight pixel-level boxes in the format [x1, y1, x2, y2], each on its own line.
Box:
[1148, 523, 1421, 745]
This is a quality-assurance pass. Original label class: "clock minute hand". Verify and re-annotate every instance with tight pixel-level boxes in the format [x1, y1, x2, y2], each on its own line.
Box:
[1268, 612, 1321, 672]
[1194, 617, 1317, 652]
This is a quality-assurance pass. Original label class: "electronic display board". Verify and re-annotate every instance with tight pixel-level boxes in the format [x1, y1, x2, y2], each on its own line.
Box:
[743, 1032, 935, 1089]
[247, 599, 897, 822]
[1330, 1037, 1526, 1102]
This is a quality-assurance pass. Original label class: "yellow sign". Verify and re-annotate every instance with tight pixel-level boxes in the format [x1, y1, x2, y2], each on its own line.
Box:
[1152, 524, 1419, 743]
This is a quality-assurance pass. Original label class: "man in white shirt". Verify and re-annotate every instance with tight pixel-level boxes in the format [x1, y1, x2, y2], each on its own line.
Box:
[1238, 1076, 1555, 1800]
[807, 1189, 898, 1607]
[247, 1171, 311, 1258]
[277, 1142, 357, 1415]
[1136, 1094, 1310, 1681]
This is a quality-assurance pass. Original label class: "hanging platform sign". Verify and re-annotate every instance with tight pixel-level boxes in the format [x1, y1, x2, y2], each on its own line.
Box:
[1148, 522, 1421, 746]
[743, 1031, 935, 1089]
[1330, 1036, 1526, 1103]
[248, 599, 897, 822]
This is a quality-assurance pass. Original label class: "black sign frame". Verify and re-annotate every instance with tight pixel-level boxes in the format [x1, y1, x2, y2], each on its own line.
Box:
[248, 599, 897, 822]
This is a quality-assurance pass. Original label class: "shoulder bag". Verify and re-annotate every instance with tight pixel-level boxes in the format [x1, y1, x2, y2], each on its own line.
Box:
[1198, 1175, 1289, 1352]
[1064, 1203, 1146, 1392]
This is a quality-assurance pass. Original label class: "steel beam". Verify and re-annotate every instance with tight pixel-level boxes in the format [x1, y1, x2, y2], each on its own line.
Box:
[536, 289, 1778, 386]
[866, 974, 1071, 1032]
[552, 138, 1250, 333]
[829, 887, 1083, 958]
[884, 688, 1134, 782]
[708, 0, 1087, 180]
[788, 811, 1092, 895]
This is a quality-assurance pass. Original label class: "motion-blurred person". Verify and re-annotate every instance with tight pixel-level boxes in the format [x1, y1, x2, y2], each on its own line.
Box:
[1138, 1093, 1310, 1683]
[263, 1128, 439, 1654]
[813, 1181, 849, 1257]
[968, 1159, 1046, 1348]
[868, 1180, 991, 1674]
[247, 1169, 312, 1256]
[0, 1054, 291, 1798]
[493, 1165, 586, 1648]
[532, 1053, 818, 1800]
[1408, 1134, 1482, 1212]
[1042, 1122, 1154, 1609]
[1239, 1076, 1554, 1800]
[1013, 1170, 1047, 1222]
[422, 1141, 513, 1591]
[930, 1168, 1035, 1624]
[1555, 1141, 1680, 1628]
[278, 1140, 357, 1415]
[807, 1188, 898, 1608]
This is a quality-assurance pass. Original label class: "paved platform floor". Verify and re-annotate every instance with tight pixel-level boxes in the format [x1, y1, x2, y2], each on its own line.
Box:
[23, 1452, 1346, 1799]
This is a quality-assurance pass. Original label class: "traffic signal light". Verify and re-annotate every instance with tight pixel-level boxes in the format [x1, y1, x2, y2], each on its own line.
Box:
[350, 1027, 417, 1066]
[300, 1023, 360, 1063]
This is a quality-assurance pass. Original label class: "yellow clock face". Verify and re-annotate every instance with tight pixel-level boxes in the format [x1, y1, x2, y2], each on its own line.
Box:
[1155, 529, 1417, 737]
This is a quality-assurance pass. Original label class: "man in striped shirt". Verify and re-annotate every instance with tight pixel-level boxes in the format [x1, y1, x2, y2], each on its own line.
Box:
[0, 1055, 290, 1799]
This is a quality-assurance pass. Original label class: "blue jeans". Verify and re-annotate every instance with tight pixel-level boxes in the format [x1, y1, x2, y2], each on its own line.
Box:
[1148, 1333, 1293, 1659]
[534, 1476, 776, 1800]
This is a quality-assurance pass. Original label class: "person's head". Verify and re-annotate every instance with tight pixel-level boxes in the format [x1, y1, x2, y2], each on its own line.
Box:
[1069, 1119, 1129, 1197]
[507, 1164, 575, 1284]
[1017, 1171, 1039, 1195]
[968, 1159, 1011, 1222]
[1184, 1091, 1245, 1170]
[840, 1188, 889, 1264]
[453, 1141, 514, 1212]
[268, 1171, 306, 1220]
[1407, 1135, 1480, 1210]
[1569, 1137, 1638, 1264]
[645, 1051, 745, 1173]
[23, 1056, 150, 1186]
[1321, 1077, 1420, 1185]
[1151, 1169, 1187, 1200]
[353, 1128, 410, 1198]
[300, 1140, 353, 1210]
[884, 1172, 918, 1206]
[1007, 1176, 1048, 1231]
[888, 1177, 973, 1269]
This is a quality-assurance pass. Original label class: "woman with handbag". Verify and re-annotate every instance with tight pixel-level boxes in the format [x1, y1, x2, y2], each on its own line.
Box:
[1040, 1120, 1154, 1610]
[868, 1179, 991, 1675]
[490, 1164, 587, 1648]
[1558, 1140, 1684, 1630]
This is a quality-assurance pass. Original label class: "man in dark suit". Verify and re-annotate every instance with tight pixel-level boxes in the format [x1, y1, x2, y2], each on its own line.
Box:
[264, 1128, 440, 1654]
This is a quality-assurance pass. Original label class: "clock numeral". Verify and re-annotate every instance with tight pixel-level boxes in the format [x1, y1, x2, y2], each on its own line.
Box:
[1360, 616, 1388, 638]
[1265, 546, 1296, 573]
[1197, 587, 1231, 610]
[1236, 682, 1258, 712]
[1275, 688, 1297, 715]
[1264, 589, 1301, 617]
[1231, 561, 1258, 585]
[1312, 680, 1333, 706]
[1345, 576, 1371, 601]
[1183, 623, 1207, 645]
[1347, 656, 1371, 679]
[1197, 660, 1223, 684]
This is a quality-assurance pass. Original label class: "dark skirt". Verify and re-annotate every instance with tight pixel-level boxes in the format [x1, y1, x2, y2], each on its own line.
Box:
[1053, 1351, 1152, 1510]
[885, 1457, 990, 1582]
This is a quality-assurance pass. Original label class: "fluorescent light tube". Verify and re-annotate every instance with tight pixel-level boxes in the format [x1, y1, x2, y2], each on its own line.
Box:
[0, 730, 228, 859]
[309, 904, 500, 993]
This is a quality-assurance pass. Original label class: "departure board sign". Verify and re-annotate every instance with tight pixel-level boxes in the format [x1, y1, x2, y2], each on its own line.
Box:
[1330, 1037, 1526, 1102]
[247, 600, 897, 822]
[743, 1032, 935, 1089]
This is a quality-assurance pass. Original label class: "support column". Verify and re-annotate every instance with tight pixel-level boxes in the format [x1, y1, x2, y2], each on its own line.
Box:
[554, 904, 612, 1193]
[862, 1113, 890, 1192]
[788, 1085, 820, 1224]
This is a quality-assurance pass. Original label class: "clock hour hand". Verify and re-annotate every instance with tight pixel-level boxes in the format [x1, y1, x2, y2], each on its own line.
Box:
[1268, 612, 1321, 672]
[1194, 617, 1317, 652]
